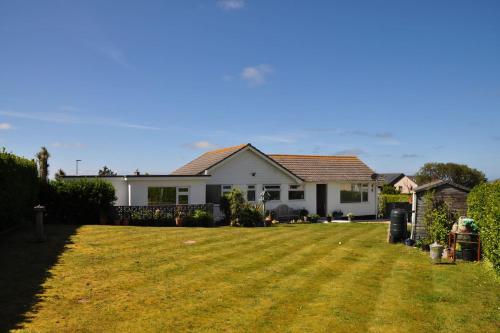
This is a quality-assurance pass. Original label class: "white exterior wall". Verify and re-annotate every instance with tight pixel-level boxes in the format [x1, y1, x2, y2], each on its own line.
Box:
[107, 178, 128, 206]
[127, 178, 207, 206]
[207, 149, 296, 185]
[206, 149, 378, 216]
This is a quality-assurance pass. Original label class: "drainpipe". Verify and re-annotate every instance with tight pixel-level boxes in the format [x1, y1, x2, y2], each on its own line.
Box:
[124, 176, 131, 206]
[410, 192, 417, 240]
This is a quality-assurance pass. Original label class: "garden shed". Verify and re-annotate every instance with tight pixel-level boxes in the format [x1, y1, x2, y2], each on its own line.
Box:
[410, 180, 470, 241]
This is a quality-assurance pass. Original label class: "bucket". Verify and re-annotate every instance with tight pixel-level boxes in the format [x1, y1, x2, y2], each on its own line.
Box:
[429, 242, 444, 264]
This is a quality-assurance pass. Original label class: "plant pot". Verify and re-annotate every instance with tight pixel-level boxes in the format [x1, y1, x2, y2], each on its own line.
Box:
[121, 218, 129, 226]
[175, 217, 183, 227]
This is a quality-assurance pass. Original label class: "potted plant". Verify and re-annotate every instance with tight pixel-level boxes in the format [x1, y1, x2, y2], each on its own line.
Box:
[326, 214, 332, 222]
[175, 211, 185, 227]
[347, 213, 354, 222]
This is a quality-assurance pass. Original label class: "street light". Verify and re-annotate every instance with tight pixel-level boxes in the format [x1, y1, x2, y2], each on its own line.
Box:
[76, 159, 82, 175]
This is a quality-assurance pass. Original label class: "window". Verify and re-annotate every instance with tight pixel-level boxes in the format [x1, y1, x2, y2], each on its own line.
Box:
[264, 185, 281, 201]
[247, 185, 256, 202]
[148, 187, 176, 205]
[177, 187, 189, 204]
[288, 184, 305, 200]
[340, 183, 369, 203]
[148, 187, 189, 205]
[221, 185, 232, 196]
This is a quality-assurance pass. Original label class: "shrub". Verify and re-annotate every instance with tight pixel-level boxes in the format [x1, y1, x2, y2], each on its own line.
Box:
[332, 210, 343, 219]
[227, 188, 245, 224]
[423, 191, 456, 245]
[468, 181, 500, 273]
[192, 209, 215, 227]
[239, 205, 263, 227]
[381, 184, 400, 194]
[298, 208, 309, 218]
[40, 179, 116, 224]
[309, 214, 320, 223]
[0, 149, 39, 231]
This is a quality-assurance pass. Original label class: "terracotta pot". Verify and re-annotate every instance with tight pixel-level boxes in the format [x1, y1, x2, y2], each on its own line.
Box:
[175, 217, 183, 227]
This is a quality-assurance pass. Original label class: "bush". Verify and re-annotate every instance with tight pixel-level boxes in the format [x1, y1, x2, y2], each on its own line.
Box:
[0, 149, 39, 231]
[381, 184, 400, 194]
[309, 214, 320, 223]
[332, 210, 343, 219]
[423, 191, 456, 245]
[239, 205, 263, 227]
[193, 209, 215, 227]
[298, 208, 309, 218]
[468, 181, 500, 273]
[40, 179, 116, 224]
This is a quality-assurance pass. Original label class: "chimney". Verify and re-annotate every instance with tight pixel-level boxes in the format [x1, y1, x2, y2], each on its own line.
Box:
[134, 169, 140, 176]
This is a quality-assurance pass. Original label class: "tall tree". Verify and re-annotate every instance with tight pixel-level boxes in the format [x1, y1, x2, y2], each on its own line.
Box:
[415, 162, 487, 189]
[36, 146, 50, 182]
[54, 169, 66, 181]
[98, 166, 117, 176]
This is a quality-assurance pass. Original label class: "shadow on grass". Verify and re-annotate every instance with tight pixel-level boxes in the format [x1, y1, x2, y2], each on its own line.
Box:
[0, 224, 80, 331]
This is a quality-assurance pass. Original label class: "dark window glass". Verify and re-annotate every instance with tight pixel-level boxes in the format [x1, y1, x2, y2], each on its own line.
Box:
[148, 187, 176, 205]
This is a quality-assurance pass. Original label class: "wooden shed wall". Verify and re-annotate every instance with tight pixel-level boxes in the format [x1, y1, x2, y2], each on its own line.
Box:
[413, 185, 469, 240]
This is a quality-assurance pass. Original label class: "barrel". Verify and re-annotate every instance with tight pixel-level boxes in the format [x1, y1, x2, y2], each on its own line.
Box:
[389, 208, 407, 243]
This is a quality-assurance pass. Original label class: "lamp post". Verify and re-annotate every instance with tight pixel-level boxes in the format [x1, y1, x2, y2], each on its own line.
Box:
[76, 159, 82, 175]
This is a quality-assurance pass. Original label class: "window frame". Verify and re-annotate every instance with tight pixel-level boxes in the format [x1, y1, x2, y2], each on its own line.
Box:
[247, 185, 256, 202]
[263, 184, 281, 201]
[288, 184, 305, 200]
[340, 183, 369, 204]
[147, 186, 190, 205]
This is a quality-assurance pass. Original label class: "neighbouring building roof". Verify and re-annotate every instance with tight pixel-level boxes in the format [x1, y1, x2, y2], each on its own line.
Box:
[379, 173, 405, 185]
[170, 144, 249, 175]
[414, 180, 470, 193]
[268, 154, 375, 182]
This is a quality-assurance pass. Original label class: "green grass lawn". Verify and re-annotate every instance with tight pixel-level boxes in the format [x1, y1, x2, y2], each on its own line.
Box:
[1, 223, 498, 332]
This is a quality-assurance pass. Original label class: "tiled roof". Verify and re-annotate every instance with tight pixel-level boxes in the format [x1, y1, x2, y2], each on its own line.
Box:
[170, 144, 249, 175]
[269, 154, 375, 182]
[171, 144, 376, 182]
[414, 180, 470, 193]
[379, 173, 405, 185]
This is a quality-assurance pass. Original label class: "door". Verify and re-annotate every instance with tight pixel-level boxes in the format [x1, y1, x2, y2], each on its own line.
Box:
[206, 185, 221, 204]
[316, 184, 327, 216]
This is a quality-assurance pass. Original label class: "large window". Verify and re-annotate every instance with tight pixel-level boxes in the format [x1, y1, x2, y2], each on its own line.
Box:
[340, 183, 369, 203]
[247, 185, 256, 202]
[148, 187, 189, 205]
[264, 185, 281, 201]
[288, 184, 305, 200]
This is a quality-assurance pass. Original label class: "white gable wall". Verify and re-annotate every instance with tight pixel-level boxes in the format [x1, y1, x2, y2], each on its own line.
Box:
[207, 149, 297, 185]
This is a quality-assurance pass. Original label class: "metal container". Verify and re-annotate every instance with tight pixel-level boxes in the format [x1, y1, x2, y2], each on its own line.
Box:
[430, 242, 444, 264]
[389, 208, 407, 243]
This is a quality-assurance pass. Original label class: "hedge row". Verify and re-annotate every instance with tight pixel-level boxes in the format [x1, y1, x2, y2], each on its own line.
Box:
[40, 179, 116, 224]
[467, 181, 500, 273]
[383, 194, 411, 203]
[0, 150, 39, 231]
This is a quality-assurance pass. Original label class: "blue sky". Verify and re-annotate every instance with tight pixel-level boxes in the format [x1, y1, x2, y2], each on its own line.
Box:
[1, 1, 499, 179]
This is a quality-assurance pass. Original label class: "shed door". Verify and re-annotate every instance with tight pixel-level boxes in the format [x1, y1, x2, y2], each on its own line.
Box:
[316, 184, 327, 216]
[206, 185, 221, 204]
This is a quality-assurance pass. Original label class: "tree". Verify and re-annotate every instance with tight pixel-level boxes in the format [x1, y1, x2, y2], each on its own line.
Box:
[54, 169, 66, 181]
[415, 162, 486, 189]
[36, 146, 50, 182]
[98, 166, 117, 176]
[381, 184, 400, 194]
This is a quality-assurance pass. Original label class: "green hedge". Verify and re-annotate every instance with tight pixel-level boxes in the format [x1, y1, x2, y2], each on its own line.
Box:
[384, 194, 411, 203]
[40, 179, 116, 224]
[467, 181, 500, 273]
[0, 150, 39, 231]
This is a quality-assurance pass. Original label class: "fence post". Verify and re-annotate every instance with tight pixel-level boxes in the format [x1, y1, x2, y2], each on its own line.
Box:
[34, 205, 46, 242]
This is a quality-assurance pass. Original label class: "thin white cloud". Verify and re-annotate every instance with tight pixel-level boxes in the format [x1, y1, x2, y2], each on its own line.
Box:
[0, 122, 12, 130]
[401, 153, 420, 158]
[184, 141, 219, 150]
[334, 148, 367, 156]
[96, 43, 132, 68]
[0, 110, 160, 130]
[222, 74, 234, 82]
[217, 0, 245, 10]
[51, 142, 86, 149]
[241, 64, 273, 86]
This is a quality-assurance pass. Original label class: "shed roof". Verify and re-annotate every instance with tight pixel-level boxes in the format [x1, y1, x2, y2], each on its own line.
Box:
[414, 180, 470, 193]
